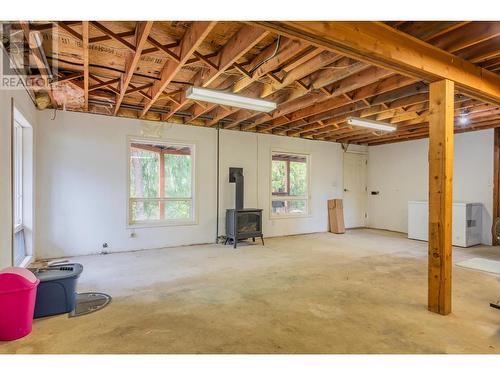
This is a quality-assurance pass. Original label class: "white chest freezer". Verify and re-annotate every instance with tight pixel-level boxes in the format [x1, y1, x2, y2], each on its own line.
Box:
[408, 201, 482, 247]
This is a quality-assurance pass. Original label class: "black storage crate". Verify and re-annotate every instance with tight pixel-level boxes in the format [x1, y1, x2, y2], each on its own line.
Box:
[33, 263, 83, 318]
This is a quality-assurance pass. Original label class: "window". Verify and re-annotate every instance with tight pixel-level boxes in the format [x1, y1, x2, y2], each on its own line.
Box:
[12, 108, 34, 267]
[128, 140, 195, 225]
[13, 120, 23, 229]
[271, 152, 309, 217]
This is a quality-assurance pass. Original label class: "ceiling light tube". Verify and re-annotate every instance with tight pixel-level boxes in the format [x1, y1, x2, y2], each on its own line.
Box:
[186, 86, 277, 113]
[346, 117, 396, 132]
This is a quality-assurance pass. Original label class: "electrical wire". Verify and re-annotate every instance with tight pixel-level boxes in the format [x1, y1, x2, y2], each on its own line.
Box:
[248, 35, 281, 75]
[215, 125, 220, 243]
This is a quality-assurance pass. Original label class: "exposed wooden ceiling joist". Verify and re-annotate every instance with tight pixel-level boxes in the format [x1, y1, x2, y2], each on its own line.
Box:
[250, 21, 500, 105]
[161, 24, 270, 122]
[114, 21, 154, 115]
[140, 21, 217, 117]
[9, 21, 500, 146]
[82, 21, 89, 111]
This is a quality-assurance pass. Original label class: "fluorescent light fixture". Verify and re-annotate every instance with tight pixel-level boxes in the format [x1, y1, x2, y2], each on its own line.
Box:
[346, 117, 396, 132]
[186, 86, 277, 113]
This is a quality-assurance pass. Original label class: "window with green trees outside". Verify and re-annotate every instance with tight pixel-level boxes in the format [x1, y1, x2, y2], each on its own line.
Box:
[271, 152, 309, 217]
[129, 140, 194, 225]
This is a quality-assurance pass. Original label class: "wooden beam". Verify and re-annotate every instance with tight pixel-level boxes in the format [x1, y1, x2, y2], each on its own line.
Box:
[202, 24, 269, 87]
[461, 38, 500, 64]
[56, 21, 82, 40]
[140, 21, 217, 117]
[351, 103, 498, 144]
[415, 22, 471, 42]
[162, 25, 268, 121]
[246, 73, 416, 132]
[433, 22, 500, 54]
[146, 37, 180, 62]
[82, 22, 89, 111]
[126, 83, 153, 95]
[128, 83, 151, 100]
[223, 110, 254, 129]
[89, 77, 120, 91]
[309, 60, 367, 90]
[90, 30, 135, 44]
[201, 37, 320, 126]
[232, 37, 307, 93]
[88, 74, 119, 94]
[345, 97, 478, 143]
[187, 103, 217, 123]
[361, 111, 500, 145]
[90, 22, 136, 51]
[281, 47, 323, 73]
[264, 51, 340, 94]
[56, 72, 83, 83]
[428, 79, 454, 315]
[251, 22, 500, 105]
[256, 68, 397, 132]
[114, 21, 154, 115]
[205, 106, 239, 127]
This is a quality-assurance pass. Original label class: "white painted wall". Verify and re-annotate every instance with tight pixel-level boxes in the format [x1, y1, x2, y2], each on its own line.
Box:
[218, 129, 344, 239]
[35, 111, 217, 259]
[35, 110, 344, 259]
[367, 129, 494, 245]
[0, 80, 38, 269]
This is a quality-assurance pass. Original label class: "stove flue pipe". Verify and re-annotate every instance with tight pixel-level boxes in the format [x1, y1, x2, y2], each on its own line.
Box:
[229, 167, 244, 210]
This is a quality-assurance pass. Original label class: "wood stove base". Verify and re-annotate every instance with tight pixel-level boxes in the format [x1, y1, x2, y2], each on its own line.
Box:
[224, 234, 264, 249]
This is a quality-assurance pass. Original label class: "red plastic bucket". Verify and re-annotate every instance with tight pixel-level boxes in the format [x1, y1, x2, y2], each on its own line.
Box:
[0, 267, 40, 341]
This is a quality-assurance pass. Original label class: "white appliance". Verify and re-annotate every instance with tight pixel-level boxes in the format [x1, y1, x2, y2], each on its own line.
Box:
[408, 201, 482, 247]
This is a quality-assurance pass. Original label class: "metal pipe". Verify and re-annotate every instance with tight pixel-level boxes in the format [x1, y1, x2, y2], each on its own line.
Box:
[215, 125, 220, 243]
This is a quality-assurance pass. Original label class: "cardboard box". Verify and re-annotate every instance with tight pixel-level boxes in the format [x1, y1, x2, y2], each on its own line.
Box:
[328, 199, 343, 209]
[328, 199, 345, 234]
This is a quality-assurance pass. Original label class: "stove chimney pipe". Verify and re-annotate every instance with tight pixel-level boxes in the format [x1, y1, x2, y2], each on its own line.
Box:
[229, 167, 244, 210]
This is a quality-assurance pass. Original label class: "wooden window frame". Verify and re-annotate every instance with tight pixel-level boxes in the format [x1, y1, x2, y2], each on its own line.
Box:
[270, 151, 311, 219]
[127, 137, 196, 228]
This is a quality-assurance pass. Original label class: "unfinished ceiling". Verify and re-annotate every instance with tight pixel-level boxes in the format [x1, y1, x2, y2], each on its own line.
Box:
[5, 21, 500, 145]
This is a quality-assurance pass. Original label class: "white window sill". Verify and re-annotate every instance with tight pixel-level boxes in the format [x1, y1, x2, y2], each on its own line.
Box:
[18, 255, 33, 268]
[270, 214, 312, 220]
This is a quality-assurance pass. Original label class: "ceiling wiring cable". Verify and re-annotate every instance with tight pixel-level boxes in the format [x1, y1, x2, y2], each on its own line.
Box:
[247, 35, 281, 76]
[205, 36, 283, 92]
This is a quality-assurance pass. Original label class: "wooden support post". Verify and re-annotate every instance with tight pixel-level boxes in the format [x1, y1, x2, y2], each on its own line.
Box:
[428, 79, 454, 315]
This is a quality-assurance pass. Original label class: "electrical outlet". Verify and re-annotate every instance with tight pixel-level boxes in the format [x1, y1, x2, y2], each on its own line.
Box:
[101, 242, 109, 255]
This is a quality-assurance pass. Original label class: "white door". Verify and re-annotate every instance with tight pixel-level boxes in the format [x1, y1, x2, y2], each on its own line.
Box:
[343, 152, 367, 228]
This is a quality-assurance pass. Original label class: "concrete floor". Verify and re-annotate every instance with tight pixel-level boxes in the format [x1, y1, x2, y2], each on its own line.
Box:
[1, 229, 499, 354]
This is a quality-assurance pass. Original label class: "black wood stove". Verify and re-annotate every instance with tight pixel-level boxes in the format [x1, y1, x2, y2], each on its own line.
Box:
[225, 168, 264, 248]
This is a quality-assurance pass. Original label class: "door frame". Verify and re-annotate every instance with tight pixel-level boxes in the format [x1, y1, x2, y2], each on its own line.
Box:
[343, 151, 368, 229]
